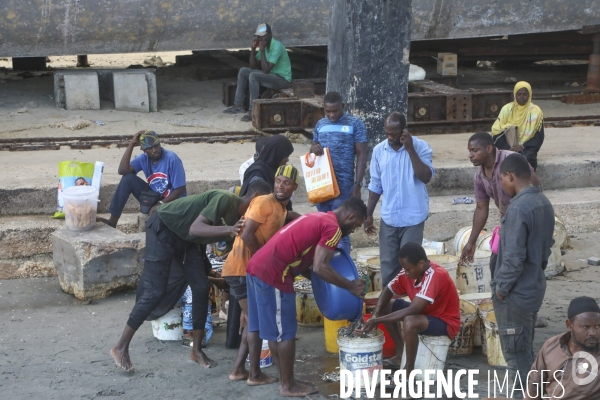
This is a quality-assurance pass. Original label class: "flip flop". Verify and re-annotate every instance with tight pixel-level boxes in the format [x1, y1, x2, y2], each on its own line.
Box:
[383, 359, 401, 370]
[223, 106, 245, 114]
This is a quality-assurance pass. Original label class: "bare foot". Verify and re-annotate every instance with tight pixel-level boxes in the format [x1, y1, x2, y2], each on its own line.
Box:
[110, 346, 134, 372]
[247, 371, 278, 386]
[96, 217, 117, 228]
[280, 381, 318, 397]
[190, 349, 217, 368]
[229, 369, 249, 381]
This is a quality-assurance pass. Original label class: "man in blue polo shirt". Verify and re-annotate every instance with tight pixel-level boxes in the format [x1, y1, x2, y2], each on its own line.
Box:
[309, 91, 367, 254]
[98, 130, 187, 228]
[364, 112, 434, 286]
[224, 23, 292, 122]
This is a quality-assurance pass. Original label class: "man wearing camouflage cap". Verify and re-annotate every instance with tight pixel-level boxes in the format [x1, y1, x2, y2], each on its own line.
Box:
[221, 164, 299, 386]
[98, 130, 187, 228]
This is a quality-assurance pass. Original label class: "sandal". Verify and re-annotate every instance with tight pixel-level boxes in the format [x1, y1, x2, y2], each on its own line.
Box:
[223, 106, 245, 114]
[241, 112, 252, 122]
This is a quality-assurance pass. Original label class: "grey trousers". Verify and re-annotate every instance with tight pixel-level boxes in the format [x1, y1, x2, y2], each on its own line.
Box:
[234, 67, 290, 108]
[492, 294, 537, 396]
[379, 220, 425, 286]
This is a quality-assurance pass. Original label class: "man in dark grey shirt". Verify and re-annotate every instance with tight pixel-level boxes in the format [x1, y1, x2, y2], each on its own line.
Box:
[492, 153, 555, 397]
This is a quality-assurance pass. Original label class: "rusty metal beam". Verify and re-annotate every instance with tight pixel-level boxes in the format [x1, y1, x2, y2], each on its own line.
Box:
[2, 1, 600, 57]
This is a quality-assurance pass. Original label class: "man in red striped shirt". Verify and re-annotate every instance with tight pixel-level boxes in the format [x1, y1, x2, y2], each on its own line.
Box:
[358, 242, 460, 375]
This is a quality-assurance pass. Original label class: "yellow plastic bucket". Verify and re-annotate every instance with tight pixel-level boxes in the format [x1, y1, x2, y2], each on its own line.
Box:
[484, 311, 507, 367]
[324, 317, 350, 354]
[449, 300, 478, 355]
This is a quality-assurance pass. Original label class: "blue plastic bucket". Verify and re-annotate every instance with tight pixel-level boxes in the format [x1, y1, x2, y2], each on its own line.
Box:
[311, 249, 363, 322]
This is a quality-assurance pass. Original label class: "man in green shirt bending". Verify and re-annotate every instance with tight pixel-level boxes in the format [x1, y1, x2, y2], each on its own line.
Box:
[224, 23, 292, 122]
[110, 181, 272, 373]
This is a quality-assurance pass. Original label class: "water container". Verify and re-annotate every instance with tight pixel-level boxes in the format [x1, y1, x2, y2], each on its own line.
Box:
[449, 300, 478, 355]
[453, 227, 486, 255]
[363, 290, 382, 314]
[324, 317, 350, 353]
[400, 335, 451, 381]
[367, 257, 382, 292]
[457, 256, 492, 294]
[338, 329, 385, 396]
[477, 301, 495, 355]
[151, 304, 183, 341]
[311, 249, 363, 322]
[483, 311, 507, 367]
[554, 215, 569, 249]
[295, 288, 324, 327]
[460, 292, 492, 348]
[62, 186, 99, 231]
[428, 254, 459, 287]
[476, 232, 493, 252]
[422, 239, 446, 255]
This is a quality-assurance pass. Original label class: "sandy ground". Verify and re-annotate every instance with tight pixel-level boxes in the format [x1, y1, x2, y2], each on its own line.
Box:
[2, 233, 599, 399]
[2, 52, 600, 399]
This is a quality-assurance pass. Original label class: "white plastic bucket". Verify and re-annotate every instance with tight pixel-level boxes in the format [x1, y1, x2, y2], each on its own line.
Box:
[246, 339, 273, 368]
[151, 304, 183, 341]
[554, 215, 569, 249]
[483, 311, 507, 367]
[476, 232, 493, 252]
[428, 254, 459, 287]
[338, 330, 385, 395]
[457, 256, 492, 295]
[62, 186, 99, 232]
[422, 239, 446, 255]
[401, 335, 451, 381]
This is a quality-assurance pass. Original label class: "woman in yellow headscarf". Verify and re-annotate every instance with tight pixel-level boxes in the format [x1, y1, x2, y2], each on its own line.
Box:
[491, 81, 544, 170]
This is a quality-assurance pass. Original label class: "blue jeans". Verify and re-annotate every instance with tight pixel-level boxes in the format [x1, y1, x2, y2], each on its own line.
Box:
[316, 186, 352, 254]
[108, 172, 149, 217]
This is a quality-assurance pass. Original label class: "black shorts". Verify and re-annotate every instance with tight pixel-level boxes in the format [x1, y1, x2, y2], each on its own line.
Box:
[225, 276, 247, 300]
[392, 298, 448, 336]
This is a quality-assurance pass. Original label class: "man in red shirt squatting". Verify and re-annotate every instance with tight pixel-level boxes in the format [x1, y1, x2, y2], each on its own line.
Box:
[357, 243, 460, 377]
[245, 197, 367, 397]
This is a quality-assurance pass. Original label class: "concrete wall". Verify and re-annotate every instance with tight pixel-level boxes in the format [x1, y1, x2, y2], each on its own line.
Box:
[1, 0, 599, 57]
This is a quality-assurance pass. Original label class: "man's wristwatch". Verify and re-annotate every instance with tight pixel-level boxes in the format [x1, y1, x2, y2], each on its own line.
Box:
[354, 181, 363, 187]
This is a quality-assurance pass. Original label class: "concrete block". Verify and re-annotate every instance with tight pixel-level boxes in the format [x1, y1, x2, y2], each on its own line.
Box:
[588, 257, 600, 266]
[52, 224, 145, 300]
[113, 71, 157, 112]
[53, 71, 100, 110]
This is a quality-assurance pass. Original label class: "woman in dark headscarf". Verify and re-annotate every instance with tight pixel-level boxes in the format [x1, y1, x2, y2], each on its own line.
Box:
[239, 135, 294, 197]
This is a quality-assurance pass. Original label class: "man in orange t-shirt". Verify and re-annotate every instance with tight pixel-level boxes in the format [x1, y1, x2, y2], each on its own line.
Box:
[221, 164, 299, 386]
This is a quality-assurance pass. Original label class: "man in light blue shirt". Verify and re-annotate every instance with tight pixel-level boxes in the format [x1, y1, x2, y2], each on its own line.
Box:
[310, 91, 368, 254]
[364, 112, 434, 286]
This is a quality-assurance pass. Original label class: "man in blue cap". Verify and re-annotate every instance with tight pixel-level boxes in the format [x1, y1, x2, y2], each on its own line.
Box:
[223, 23, 292, 122]
[98, 130, 187, 228]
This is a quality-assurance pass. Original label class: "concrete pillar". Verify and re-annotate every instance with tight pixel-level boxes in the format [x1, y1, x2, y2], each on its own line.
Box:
[327, 0, 412, 156]
[584, 34, 600, 94]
